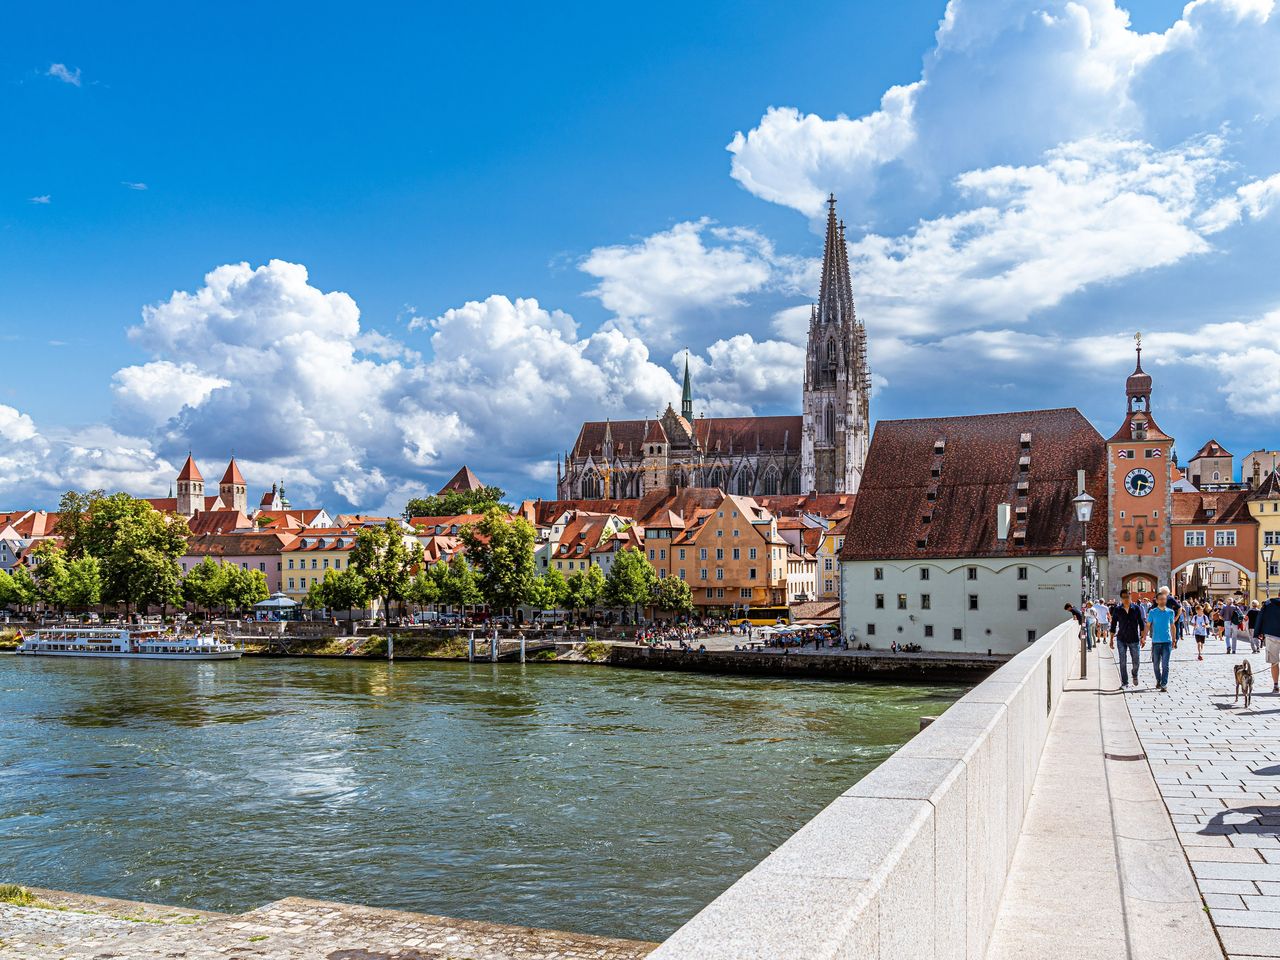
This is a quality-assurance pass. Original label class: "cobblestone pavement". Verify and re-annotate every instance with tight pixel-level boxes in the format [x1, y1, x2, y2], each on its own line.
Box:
[0, 890, 657, 960]
[1122, 639, 1280, 960]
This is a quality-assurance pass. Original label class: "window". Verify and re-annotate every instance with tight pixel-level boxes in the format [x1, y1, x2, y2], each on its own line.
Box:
[658, 569, 667, 579]
[288, 559, 295, 570]
[867, 623, 876, 636]
[953, 628, 963, 641]
[649, 549, 655, 560]
[700, 548, 708, 561]
[716, 548, 724, 560]
[1027, 630, 1037, 643]
[1269, 562, 1279, 577]
[968, 594, 979, 610]
[334, 559, 341, 569]
[288, 578, 295, 590]
[716, 568, 724, 580]
[897, 594, 908, 610]
[716, 588, 725, 599]
[824, 579, 833, 592]
[920, 567, 930, 581]
[323, 558, 330, 569]
[700, 569, 708, 580]
[1017, 595, 1028, 611]
[733, 528, 740, 537]
[716, 529, 724, 538]
[660, 549, 667, 560]
[749, 567, 757, 580]
[706, 589, 714, 599]
[732, 548, 740, 560]
[567, 561, 574, 570]
[740, 588, 752, 599]
[259, 562, 266, 571]
[1215, 530, 1236, 547]
[679, 548, 686, 560]
[924, 625, 934, 638]
[824, 558, 834, 570]
[678, 569, 686, 580]
[967, 567, 978, 580]
[1185, 531, 1205, 547]
[1213, 471, 1221, 481]
[875, 594, 885, 609]
[874, 567, 884, 580]
[921, 594, 931, 610]
[1017, 566, 1028, 581]
[749, 547, 757, 560]
[311, 558, 318, 569]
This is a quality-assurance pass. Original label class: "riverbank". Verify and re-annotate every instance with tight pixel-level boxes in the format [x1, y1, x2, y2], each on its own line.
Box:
[0, 886, 656, 960]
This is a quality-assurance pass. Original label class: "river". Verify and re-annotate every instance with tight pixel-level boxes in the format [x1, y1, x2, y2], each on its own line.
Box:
[0, 656, 963, 942]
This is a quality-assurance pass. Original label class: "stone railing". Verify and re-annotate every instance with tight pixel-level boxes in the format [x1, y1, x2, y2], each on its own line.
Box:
[650, 619, 1078, 960]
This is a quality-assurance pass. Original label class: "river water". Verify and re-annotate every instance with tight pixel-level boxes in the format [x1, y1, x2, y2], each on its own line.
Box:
[0, 656, 963, 942]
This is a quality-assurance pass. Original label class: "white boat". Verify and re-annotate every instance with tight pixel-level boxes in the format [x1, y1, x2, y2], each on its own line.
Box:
[16, 627, 242, 660]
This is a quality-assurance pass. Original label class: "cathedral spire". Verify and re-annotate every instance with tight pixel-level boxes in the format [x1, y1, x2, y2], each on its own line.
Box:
[817, 195, 854, 326]
[681, 349, 693, 421]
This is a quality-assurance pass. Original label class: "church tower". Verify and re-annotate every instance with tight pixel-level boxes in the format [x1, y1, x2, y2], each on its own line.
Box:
[219, 457, 248, 515]
[1105, 335, 1174, 600]
[175, 454, 205, 517]
[801, 195, 870, 494]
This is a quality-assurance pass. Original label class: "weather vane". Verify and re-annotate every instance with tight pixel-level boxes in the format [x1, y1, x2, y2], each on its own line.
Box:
[1134, 331, 1142, 350]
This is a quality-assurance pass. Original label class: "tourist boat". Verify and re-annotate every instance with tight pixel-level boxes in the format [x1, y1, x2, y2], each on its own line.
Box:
[15, 627, 242, 660]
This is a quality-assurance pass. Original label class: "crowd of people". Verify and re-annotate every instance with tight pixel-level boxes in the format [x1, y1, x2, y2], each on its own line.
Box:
[1066, 590, 1280, 694]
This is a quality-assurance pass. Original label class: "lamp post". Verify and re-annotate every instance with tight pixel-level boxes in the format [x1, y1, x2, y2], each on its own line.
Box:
[1072, 491, 1096, 680]
[1264, 547, 1274, 601]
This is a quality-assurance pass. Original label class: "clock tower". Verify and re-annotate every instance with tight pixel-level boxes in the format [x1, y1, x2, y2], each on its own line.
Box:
[1106, 336, 1174, 600]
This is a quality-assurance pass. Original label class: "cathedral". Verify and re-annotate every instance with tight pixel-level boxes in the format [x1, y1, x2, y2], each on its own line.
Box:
[558, 195, 871, 500]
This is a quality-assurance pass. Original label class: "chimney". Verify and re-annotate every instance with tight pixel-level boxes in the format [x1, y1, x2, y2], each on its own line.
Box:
[997, 502, 1012, 541]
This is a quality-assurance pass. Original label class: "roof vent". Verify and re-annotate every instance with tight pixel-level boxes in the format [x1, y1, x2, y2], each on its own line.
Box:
[933, 440, 946, 455]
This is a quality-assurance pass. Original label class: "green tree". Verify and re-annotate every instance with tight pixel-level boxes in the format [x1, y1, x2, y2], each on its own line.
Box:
[183, 557, 227, 615]
[78, 492, 190, 614]
[604, 547, 657, 623]
[651, 575, 694, 616]
[404, 485, 508, 521]
[303, 570, 333, 612]
[439, 556, 482, 612]
[31, 542, 70, 613]
[221, 565, 269, 614]
[564, 564, 605, 618]
[459, 507, 536, 613]
[0, 568, 14, 611]
[7, 564, 38, 614]
[526, 567, 567, 611]
[61, 555, 103, 613]
[349, 520, 423, 624]
[57, 489, 105, 559]
[327, 569, 370, 625]
[406, 568, 440, 611]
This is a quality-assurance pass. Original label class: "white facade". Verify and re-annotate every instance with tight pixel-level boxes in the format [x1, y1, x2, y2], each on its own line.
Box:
[840, 555, 1107, 656]
[786, 551, 817, 603]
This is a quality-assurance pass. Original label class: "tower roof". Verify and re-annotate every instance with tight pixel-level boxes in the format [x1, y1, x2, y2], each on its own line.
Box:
[1126, 347, 1152, 400]
[681, 350, 693, 421]
[220, 457, 246, 485]
[437, 465, 484, 495]
[176, 454, 203, 482]
[816, 194, 855, 327]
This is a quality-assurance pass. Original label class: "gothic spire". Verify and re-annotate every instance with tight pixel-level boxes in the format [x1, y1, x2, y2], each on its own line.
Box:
[681, 349, 693, 421]
[817, 195, 854, 326]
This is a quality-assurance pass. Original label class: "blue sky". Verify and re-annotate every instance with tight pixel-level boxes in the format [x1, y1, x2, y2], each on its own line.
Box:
[2, 0, 1276, 510]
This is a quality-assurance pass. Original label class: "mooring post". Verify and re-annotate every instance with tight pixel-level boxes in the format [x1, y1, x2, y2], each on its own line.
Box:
[491, 629, 499, 662]
[468, 630, 475, 662]
[520, 634, 526, 663]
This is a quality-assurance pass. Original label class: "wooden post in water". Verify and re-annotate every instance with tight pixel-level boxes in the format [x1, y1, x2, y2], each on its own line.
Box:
[490, 629, 498, 662]
[468, 630, 475, 662]
[520, 634, 526, 663]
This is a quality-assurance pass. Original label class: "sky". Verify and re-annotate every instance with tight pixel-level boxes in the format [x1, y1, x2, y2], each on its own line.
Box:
[2, 0, 1278, 512]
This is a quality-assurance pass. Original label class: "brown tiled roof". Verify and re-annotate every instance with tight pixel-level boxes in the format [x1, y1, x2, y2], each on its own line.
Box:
[1191, 439, 1231, 461]
[203, 496, 224, 511]
[570, 416, 803, 459]
[410, 514, 486, 533]
[553, 514, 615, 559]
[187, 510, 252, 536]
[1248, 470, 1280, 502]
[9, 511, 60, 538]
[841, 408, 1108, 561]
[755, 493, 855, 521]
[438, 465, 484, 495]
[643, 419, 667, 444]
[220, 458, 246, 485]
[518, 498, 642, 526]
[145, 497, 180, 513]
[789, 600, 840, 622]
[1172, 489, 1255, 524]
[176, 455, 203, 482]
[185, 532, 290, 558]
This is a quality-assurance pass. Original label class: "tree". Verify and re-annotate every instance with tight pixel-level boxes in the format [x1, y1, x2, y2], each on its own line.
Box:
[349, 520, 423, 624]
[439, 556, 482, 611]
[77, 492, 190, 614]
[57, 489, 105, 559]
[7, 564, 38, 614]
[651, 576, 694, 616]
[222, 565, 268, 614]
[459, 507, 536, 613]
[406, 569, 440, 611]
[31, 542, 70, 613]
[328, 569, 370, 625]
[564, 564, 605, 618]
[604, 547, 657, 623]
[61, 555, 103, 613]
[0, 569, 14, 611]
[183, 557, 227, 615]
[404, 485, 508, 521]
[303, 572, 331, 612]
[526, 568, 567, 611]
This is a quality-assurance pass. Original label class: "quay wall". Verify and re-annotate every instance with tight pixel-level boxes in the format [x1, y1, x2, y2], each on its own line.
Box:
[649, 619, 1079, 960]
[606, 645, 1002, 683]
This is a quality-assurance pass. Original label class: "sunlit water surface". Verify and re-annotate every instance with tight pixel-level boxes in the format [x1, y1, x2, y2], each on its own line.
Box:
[0, 656, 963, 941]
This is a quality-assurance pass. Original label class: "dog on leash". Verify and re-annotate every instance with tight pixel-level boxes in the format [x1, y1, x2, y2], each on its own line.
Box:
[1234, 660, 1254, 708]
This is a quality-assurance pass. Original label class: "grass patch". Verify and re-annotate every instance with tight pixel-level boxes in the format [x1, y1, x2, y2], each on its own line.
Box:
[581, 639, 610, 662]
[532, 649, 558, 661]
[0, 885, 38, 907]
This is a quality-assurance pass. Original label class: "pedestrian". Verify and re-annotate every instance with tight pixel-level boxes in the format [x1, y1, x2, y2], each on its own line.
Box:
[1110, 589, 1146, 689]
[1191, 605, 1210, 660]
[1247, 600, 1262, 654]
[1223, 597, 1239, 655]
[1253, 596, 1280, 695]
[1146, 588, 1178, 693]
[1083, 602, 1098, 651]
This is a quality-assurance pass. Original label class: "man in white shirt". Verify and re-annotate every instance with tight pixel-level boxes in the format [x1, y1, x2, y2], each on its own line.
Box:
[1092, 599, 1111, 633]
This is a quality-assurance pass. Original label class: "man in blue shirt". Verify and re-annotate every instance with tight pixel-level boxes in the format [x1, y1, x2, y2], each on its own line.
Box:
[1146, 588, 1178, 693]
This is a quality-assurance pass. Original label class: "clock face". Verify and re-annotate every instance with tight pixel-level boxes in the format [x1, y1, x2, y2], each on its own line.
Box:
[1125, 467, 1155, 497]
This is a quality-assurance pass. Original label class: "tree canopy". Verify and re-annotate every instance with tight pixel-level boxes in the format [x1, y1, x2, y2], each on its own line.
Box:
[350, 520, 424, 624]
[526, 567, 568, 611]
[404, 485, 508, 521]
[650, 575, 694, 615]
[564, 564, 605, 614]
[458, 507, 536, 612]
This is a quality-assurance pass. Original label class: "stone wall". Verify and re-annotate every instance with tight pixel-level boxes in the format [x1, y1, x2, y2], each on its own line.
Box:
[649, 619, 1078, 960]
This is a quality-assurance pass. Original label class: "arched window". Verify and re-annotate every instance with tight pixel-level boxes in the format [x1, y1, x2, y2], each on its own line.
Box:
[736, 471, 753, 496]
[761, 469, 780, 496]
[823, 402, 836, 445]
[825, 339, 837, 384]
[708, 467, 724, 489]
[582, 472, 601, 499]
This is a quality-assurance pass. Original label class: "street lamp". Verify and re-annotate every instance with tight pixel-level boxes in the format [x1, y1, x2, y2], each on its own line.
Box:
[1264, 547, 1274, 600]
[1072, 491, 1095, 679]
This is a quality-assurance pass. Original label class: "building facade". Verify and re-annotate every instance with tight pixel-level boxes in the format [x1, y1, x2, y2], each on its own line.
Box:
[1247, 470, 1280, 601]
[558, 195, 869, 501]
[1170, 490, 1257, 600]
[1105, 343, 1174, 600]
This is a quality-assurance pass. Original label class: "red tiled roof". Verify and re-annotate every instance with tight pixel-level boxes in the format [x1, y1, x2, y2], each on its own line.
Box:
[841, 408, 1108, 561]
[220, 458, 246, 485]
[643, 419, 667, 444]
[177, 455, 203, 482]
[410, 514, 486, 533]
[187, 510, 252, 536]
[438, 465, 484, 495]
[1248, 470, 1280, 502]
[755, 493, 855, 521]
[203, 496, 224, 511]
[185, 532, 291, 557]
[145, 497, 179, 513]
[1172, 489, 1255, 525]
[1190, 439, 1232, 461]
